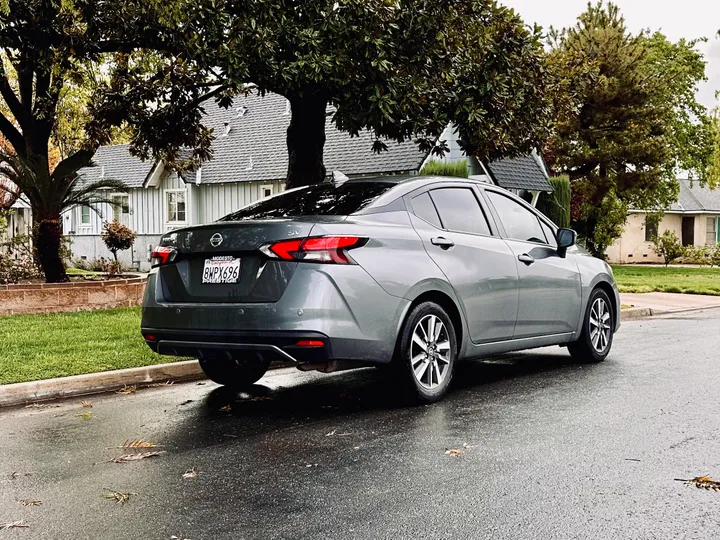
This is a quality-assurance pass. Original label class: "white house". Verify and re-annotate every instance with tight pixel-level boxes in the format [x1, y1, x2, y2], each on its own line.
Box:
[65, 92, 553, 270]
[606, 179, 720, 264]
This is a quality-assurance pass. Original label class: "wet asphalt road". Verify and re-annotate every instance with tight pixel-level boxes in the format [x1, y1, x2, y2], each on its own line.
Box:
[1, 311, 720, 540]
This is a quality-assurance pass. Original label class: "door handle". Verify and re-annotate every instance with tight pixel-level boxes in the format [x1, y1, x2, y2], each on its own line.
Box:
[518, 253, 535, 265]
[431, 237, 455, 249]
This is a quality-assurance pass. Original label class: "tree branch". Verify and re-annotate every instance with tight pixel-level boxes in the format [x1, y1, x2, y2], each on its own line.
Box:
[566, 161, 599, 180]
[51, 147, 97, 181]
[0, 65, 32, 130]
[0, 112, 25, 156]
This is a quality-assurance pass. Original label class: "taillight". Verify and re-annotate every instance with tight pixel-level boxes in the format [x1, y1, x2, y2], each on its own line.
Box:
[151, 246, 177, 267]
[261, 236, 366, 264]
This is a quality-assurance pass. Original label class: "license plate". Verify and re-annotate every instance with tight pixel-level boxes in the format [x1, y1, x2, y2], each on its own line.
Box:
[202, 256, 241, 284]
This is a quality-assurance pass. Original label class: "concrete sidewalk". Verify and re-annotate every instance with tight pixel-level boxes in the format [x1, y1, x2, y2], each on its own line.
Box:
[620, 292, 720, 313]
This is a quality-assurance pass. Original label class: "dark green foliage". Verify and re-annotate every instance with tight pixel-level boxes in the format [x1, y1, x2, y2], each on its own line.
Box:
[420, 161, 469, 179]
[546, 2, 714, 257]
[537, 175, 571, 228]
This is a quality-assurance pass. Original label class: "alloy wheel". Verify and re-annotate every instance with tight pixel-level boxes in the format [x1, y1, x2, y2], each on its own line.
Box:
[410, 314, 452, 390]
[589, 298, 612, 353]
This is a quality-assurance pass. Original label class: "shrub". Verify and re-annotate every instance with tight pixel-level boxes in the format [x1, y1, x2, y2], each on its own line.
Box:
[0, 254, 43, 284]
[420, 160, 469, 178]
[652, 231, 686, 266]
[87, 256, 124, 275]
[537, 175, 571, 228]
[683, 245, 711, 266]
[711, 244, 720, 268]
[102, 220, 136, 273]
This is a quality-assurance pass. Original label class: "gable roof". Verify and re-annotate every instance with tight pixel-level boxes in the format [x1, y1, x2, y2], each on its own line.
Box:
[670, 179, 720, 213]
[76, 144, 155, 189]
[485, 154, 552, 192]
[190, 92, 429, 184]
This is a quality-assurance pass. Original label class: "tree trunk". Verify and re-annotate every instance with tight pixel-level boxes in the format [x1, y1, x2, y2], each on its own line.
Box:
[36, 218, 69, 283]
[286, 94, 327, 189]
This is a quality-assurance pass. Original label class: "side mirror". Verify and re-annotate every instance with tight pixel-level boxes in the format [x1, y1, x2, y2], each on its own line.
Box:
[556, 228, 577, 257]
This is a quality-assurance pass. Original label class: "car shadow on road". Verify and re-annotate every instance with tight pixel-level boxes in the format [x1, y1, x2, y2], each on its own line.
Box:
[159, 350, 589, 453]
[202, 350, 577, 416]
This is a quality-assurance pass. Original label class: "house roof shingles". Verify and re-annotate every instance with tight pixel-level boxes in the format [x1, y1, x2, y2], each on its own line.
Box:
[193, 92, 428, 184]
[485, 154, 553, 192]
[76, 143, 155, 189]
[670, 179, 720, 213]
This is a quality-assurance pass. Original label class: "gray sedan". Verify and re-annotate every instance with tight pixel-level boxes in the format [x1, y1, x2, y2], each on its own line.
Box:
[142, 176, 620, 402]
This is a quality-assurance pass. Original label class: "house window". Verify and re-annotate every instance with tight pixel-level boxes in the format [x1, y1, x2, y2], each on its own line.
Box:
[111, 194, 130, 226]
[261, 185, 274, 199]
[166, 190, 187, 224]
[707, 217, 718, 246]
[80, 206, 91, 226]
[644, 215, 659, 242]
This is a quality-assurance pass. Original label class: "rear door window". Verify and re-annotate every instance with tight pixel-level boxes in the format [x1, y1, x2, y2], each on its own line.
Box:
[486, 191, 546, 244]
[429, 188, 492, 236]
[220, 182, 396, 221]
[411, 192, 442, 228]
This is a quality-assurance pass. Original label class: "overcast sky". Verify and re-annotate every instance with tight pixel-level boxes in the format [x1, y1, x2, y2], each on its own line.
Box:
[502, 0, 720, 110]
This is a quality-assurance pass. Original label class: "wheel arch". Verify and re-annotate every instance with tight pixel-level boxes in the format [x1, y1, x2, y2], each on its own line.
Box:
[593, 280, 619, 328]
[395, 289, 465, 358]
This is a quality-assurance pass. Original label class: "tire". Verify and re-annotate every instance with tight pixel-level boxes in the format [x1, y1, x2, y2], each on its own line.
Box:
[199, 354, 271, 389]
[393, 302, 458, 403]
[568, 288, 615, 364]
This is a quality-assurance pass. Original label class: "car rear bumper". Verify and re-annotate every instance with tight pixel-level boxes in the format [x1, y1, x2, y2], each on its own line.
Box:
[141, 328, 333, 364]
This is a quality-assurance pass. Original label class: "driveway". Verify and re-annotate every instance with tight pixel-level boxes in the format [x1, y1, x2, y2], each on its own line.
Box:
[1, 311, 719, 539]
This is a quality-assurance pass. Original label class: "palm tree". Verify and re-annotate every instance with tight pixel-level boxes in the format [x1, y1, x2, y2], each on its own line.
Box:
[0, 150, 126, 282]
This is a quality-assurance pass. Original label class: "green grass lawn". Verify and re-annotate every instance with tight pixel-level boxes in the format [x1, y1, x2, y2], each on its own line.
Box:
[612, 265, 720, 295]
[0, 307, 181, 386]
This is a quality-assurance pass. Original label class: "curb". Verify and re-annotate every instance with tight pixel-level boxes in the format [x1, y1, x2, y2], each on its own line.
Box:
[621, 304, 720, 321]
[621, 308, 654, 321]
[0, 360, 205, 408]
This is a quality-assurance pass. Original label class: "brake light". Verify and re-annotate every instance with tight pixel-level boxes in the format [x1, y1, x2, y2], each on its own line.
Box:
[261, 236, 366, 264]
[151, 246, 177, 267]
[296, 340, 325, 348]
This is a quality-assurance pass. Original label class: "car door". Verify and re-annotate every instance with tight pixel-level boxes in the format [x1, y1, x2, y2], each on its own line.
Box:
[407, 185, 519, 344]
[482, 188, 581, 339]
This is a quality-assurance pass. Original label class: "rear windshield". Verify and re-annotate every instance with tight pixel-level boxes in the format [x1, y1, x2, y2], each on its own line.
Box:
[219, 182, 397, 221]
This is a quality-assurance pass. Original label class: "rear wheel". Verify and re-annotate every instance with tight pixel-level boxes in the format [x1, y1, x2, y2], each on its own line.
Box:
[198, 354, 271, 388]
[394, 302, 457, 403]
[568, 288, 614, 363]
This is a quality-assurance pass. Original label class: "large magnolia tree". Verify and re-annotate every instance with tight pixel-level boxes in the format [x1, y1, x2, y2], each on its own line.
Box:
[1, 0, 550, 282]
[546, 2, 717, 256]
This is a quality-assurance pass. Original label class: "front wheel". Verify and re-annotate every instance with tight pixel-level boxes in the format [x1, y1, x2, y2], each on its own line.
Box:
[568, 288, 615, 363]
[198, 354, 271, 389]
[394, 302, 458, 403]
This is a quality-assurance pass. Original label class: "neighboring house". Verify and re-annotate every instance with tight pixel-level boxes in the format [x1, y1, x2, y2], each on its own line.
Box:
[606, 179, 720, 264]
[65, 92, 552, 270]
[0, 182, 32, 259]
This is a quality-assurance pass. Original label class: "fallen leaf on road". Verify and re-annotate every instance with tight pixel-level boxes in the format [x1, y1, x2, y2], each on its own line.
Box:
[148, 380, 174, 388]
[445, 449, 464, 457]
[326, 429, 337, 437]
[18, 499, 41, 506]
[219, 404, 232, 412]
[24, 403, 48, 409]
[109, 451, 166, 463]
[103, 490, 137, 504]
[115, 440, 159, 449]
[0, 521, 29, 530]
[462, 443, 476, 449]
[180, 400, 194, 406]
[676, 476, 720, 491]
[117, 385, 137, 394]
[182, 469, 197, 479]
[75, 412, 93, 420]
[81, 400, 93, 408]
